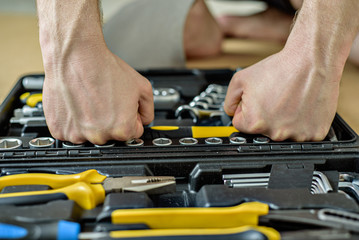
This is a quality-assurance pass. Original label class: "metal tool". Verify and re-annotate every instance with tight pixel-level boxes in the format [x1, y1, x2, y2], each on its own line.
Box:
[205, 137, 223, 145]
[62, 141, 85, 148]
[79, 226, 280, 240]
[22, 76, 44, 90]
[339, 182, 359, 202]
[0, 138, 22, 150]
[10, 116, 46, 125]
[29, 137, 55, 149]
[229, 136, 247, 144]
[253, 137, 270, 144]
[199, 92, 226, 105]
[0, 169, 176, 210]
[223, 171, 332, 194]
[205, 84, 228, 95]
[153, 88, 180, 110]
[179, 137, 198, 145]
[152, 138, 172, 146]
[126, 138, 144, 147]
[189, 101, 223, 111]
[175, 105, 224, 123]
[14, 105, 44, 118]
[339, 173, 359, 202]
[260, 208, 359, 234]
[94, 141, 116, 148]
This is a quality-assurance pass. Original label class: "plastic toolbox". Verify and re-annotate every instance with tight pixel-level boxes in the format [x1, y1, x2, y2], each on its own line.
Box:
[0, 69, 359, 240]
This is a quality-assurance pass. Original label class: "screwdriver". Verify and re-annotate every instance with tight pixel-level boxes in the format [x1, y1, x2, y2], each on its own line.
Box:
[144, 126, 238, 139]
[110, 202, 268, 229]
[0, 219, 80, 240]
[78, 226, 280, 240]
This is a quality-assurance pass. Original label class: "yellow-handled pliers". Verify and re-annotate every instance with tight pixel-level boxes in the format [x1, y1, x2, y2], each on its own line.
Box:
[0, 169, 175, 210]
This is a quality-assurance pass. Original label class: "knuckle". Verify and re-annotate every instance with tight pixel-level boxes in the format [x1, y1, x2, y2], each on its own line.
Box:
[270, 129, 290, 142]
[67, 135, 86, 145]
[48, 126, 64, 141]
[247, 119, 267, 134]
[112, 125, 133, 141]
[84, 131, 107, 146]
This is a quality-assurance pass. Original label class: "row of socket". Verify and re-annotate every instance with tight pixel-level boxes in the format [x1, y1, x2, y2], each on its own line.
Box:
[0, 136, 270, 150]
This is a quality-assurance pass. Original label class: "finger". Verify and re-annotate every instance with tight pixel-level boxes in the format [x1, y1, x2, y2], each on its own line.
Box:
[224, 74, 244, 116]
[231, 102, 247, 132]
[231, 102, 267, 136]
[134, 113, 145, 139]
[138, 82, 154, 125]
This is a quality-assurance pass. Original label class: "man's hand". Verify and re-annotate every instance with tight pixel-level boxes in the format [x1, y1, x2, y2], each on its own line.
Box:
[37, 0, 154, 145]
[224, 0, 359, 142]
[224, 51, 339, 141]
[42, 48, 154, 145]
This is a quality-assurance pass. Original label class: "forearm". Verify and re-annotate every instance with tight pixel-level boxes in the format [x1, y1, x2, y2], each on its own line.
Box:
[37, 0, 105, 69]
[285, 0, 359, 75]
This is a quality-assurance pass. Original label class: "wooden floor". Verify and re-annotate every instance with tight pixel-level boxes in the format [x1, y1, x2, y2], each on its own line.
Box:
[1, 14, 359, 133]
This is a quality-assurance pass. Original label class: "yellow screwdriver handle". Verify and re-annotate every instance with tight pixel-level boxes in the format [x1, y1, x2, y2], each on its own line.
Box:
[109, 226, 280, 240]
[112, 202, 269, 229]
[191, 126, 238, 138]
[0, 169, 106, 191]
[0, 182, 105, 210]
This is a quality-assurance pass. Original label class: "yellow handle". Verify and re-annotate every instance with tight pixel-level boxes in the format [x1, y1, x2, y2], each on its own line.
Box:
[112, 202, 268, 229]
[20, 92, 43, 107]
[191, 126, 238, 138]
[149, 126, 238, 138]
[0, 169, 106, 191]
[0, 182, 105, 210]
[110, 226, 280, 240]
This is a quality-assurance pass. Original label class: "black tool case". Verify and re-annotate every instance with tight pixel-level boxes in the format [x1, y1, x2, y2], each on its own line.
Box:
[1, 69, 359, 240]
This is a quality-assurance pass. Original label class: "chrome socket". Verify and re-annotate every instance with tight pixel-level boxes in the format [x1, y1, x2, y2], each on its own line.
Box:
[253, 137, 270, 144]
[126, 138, 144, 147]
[62, 141, 85, 148]
[0, 138, 23, 150]
[94, 141, 116, 148]
[29, 137, 55, 148]
[153, 138, 172, 146]
[179, 137, 198, 146]
[205, 137, 223, 145]
[229, 137, 247, 144]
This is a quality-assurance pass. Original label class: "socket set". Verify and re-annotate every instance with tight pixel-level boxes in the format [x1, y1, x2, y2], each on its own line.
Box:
[1, 69, 359, 240]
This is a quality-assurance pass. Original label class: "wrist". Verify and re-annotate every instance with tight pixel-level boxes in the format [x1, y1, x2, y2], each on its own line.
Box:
[37, 0, 106, 71]
[283, 0, 359, 81]
[40, 33, 107, 68]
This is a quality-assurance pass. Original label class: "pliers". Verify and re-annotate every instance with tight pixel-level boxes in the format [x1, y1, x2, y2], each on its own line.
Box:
[0, 169, 176, 209]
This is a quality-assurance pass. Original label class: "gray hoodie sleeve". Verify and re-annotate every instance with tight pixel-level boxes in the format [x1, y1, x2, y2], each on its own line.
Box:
[104, 0, 195, 69]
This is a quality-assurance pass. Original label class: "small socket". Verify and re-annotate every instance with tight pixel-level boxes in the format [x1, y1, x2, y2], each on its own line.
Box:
[0, 138, 23, 150]
[205, 137, 223, 145]
[229, 137, 247, 144]
[94, 141, 116, 148]
[152, 138, 172, 146]
[29, 137, 55, 148]
[62, 141, 85, 148]
[253, 137, 270, 144]
[179, 137, 198, 146]
[126, 138, 144, 147]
